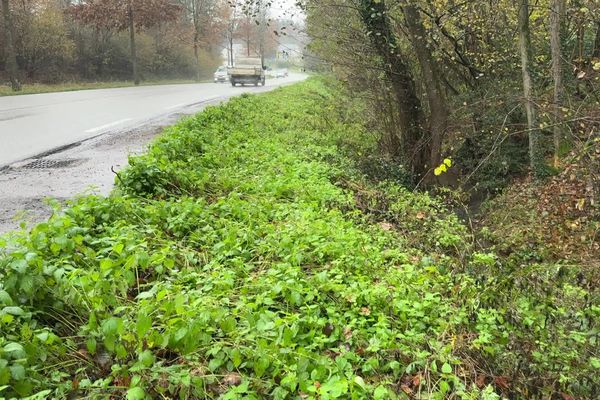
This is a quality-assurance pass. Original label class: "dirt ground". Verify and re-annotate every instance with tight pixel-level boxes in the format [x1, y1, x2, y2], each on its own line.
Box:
[0, 100, 221, 234]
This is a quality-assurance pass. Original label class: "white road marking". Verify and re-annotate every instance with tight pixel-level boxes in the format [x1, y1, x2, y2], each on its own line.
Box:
[85, 118, 132, 134]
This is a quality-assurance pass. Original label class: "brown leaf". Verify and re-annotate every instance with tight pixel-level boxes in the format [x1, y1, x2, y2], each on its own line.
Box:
[476, 374, 486, 389]
[224, 373, 242, 386]
[379, 222, 393, 231]
[560, 393, 575, 400]
[360, 307, 371, 316]
[416, 211, 426, 219]
[401, 384, 413, 395]
[494, 376, 510, 390]
[343, 326, 353, 341]
[411, 374, 421, 387]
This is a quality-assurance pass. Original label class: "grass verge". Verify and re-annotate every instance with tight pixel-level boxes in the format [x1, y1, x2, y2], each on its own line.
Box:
[0, 79, 597, 399]
[0, 79, 206, 96]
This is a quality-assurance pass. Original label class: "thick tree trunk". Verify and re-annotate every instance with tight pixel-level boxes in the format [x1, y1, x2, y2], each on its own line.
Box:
[358, 0, 427, 179]
[1, 0, 21, 91]
[128, 2, 140, 85]
[518, 0, 545, 177]
[550, 0, 566, 167]
[403, 3, 448, 181]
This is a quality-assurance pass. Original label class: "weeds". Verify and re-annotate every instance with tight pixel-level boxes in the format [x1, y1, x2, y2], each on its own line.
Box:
[0, 79, 597, 399]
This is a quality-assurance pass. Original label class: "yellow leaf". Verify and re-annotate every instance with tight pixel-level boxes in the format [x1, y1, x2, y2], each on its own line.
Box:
[443, 158, 452, 167]
[434, 167, 442, 176]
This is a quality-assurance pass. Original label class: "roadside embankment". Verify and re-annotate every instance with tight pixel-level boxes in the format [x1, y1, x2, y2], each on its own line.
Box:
[0, 79, 597, 399]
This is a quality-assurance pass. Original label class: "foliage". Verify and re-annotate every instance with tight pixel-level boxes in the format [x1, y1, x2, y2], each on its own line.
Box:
[305, 0, 600, 188]
[0, 79, 200, 96]
[0, 79, 597, 399]
[0, 0, 227, 86]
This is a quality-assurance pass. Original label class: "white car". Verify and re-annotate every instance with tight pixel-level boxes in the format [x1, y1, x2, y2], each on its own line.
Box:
[214, 66, 228, 83]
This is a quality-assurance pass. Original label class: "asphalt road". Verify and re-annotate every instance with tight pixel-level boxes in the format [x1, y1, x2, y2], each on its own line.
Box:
[0, 73, 306, 168]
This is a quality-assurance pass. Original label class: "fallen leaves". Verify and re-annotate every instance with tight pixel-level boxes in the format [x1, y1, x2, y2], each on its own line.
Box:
[224, 373, 242, 387]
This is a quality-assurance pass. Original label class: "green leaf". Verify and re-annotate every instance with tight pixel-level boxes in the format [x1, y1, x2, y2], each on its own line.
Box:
[86, 338, 97, 355]
[231, 348, 242, 368]
[0, 291, 13, 306]
[126, 387, 145, 400]
[254, 357, 269, 377]
[102, 317, 122, 336]
[3, 342, 25, 356]
[208, 358, 222, 372]
[136, 291, 154, 300]
[441, 362, 452, 374]
[10, 365, 25, 381]
[2, 306, 24, 316]
[10, 260, 27, 273]
[353, 376, 366, 390]
[135, 315, 152, 339]
[220, 316, 236, 333]
[373, 385, 388, 399]
[100, 259, 113, 271]
[138, 350, 155, 367]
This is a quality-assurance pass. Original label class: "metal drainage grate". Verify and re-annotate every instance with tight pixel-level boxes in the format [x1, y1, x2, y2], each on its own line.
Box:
[19, 159, 82, 170]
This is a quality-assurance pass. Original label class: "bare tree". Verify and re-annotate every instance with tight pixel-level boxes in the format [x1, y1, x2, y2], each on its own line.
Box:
[179, 0, 219, 80]
[71, 0, 180, 85]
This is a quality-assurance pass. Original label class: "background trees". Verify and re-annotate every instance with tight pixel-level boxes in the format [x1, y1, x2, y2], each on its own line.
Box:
[0, 0, 237, 87]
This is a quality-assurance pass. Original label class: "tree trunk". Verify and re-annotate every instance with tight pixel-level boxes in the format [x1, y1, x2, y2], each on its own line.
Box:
[550, 0, 566, 167]
[128, 1, 139, 85]
[593, 22, 600, 58]
[193, 29, 200, 81]
[358, 0, 427, 179]
[403, 2, 448, 181]
[576, 18, 585, 64]
[518, 0, 545, 177]
[229, 36, 234, 66]
[246, 31, 251, 57]
[1, 0, 21, 91]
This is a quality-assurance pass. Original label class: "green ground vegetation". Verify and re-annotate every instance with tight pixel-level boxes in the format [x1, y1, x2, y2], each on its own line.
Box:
[0, 80, 205, 97]
[0, 79, 597, 399]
